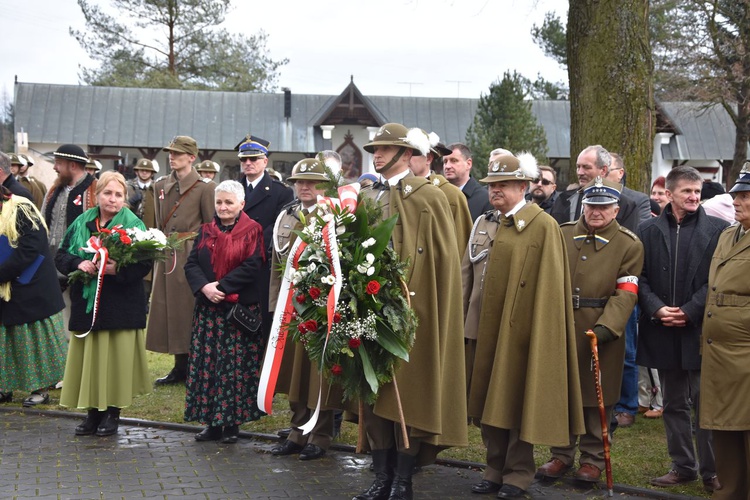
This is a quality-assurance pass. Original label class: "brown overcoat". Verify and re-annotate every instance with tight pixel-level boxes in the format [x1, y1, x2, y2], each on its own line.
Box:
[146, 170, 215, 354]
[18, 176, 46, 209]
[468, 203, 585, 446]
[701, 225, 750, 430]
[426, 172, 472, 258]
[361, 174, 468, 459]
[561, 218, 643, 407]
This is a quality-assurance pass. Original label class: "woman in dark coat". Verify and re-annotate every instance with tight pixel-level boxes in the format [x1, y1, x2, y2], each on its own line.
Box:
[0, 186, 66, 405]
[184, 180, 266, 443]
[55, 171, 151, 437]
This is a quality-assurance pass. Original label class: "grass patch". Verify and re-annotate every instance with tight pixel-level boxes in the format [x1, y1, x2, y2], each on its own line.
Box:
[9, 351, 708, 498]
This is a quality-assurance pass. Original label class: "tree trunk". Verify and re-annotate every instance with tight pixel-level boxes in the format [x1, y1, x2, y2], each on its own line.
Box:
[730, 92, 750, 186]
[567, 0, 654, 192]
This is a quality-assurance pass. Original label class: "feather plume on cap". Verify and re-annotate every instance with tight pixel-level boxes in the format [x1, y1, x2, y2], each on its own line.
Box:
[405, 128, 431, 156]
[151, 159, 160, 173]
[516, 152, 539, 179]
[428, 132, 440, 148]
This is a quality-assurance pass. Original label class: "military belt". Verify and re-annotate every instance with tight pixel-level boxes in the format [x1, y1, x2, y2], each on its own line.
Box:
[572, 295, 609, 309]
[709, 292, 750, 307]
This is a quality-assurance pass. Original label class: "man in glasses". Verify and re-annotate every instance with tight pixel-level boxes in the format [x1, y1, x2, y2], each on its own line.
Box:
[527, 165, 558, 213]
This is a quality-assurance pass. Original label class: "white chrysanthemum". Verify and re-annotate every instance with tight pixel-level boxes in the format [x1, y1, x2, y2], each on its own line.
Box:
[362, 237, 376, 248]
[147, 228, 168, 245]
[321, 275, 336, 285]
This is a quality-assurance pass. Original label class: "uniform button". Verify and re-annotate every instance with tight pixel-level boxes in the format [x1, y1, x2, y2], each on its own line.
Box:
[585, 239, 590, 244]
[707, 338, 713, 344]
[662, 266, 668, 271]
[574, 287, 580, 293]
[520, 281, 525, 287]
[707, 311, 712, 317]
[581, 256, 587, 261]
[417, 247, 423, 254]
[712, 286, 716, 291]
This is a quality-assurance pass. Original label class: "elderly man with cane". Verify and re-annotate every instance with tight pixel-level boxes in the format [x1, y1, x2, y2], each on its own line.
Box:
[537, 177, 643, 485]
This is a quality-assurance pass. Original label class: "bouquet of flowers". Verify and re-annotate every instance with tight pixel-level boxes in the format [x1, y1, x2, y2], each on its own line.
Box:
[68, 226, 195, 284]
[283, 193, 418, 405]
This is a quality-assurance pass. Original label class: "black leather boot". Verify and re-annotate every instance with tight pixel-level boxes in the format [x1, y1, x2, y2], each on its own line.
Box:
[95, 407, 121, 436]
[75, 409, 103, 436]
[353, 449, 394, 500]
[388, 453, 416, 500]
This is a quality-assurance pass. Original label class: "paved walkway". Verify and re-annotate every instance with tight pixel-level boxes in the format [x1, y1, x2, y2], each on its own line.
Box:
[0, 409, 703, 499]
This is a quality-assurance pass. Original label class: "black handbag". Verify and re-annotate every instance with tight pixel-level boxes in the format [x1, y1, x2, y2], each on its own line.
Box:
[226, 303, 262, 335]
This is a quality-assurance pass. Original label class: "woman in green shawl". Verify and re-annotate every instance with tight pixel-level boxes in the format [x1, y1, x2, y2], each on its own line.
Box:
[55, 171, 151, 437]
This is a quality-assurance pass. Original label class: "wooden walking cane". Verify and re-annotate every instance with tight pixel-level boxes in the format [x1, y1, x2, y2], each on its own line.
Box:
[586, 330, 614, 497]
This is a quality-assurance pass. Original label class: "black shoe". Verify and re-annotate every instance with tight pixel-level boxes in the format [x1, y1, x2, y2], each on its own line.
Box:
[471, 480, 501, 494]
[95, 407, 121, 436]
[195, 426, 222, 441]
[271, 440, 304, 456]
[496, 484, 526, 498]
[221, 425, 239, 444]
[0, 391, 12, 404]
[23, 391, 50, 407]
[276, 427, 292, 438]
[299, 443, 326, 461]
[154, 367, 186, 386]
[75, 409, 103, 436]
[354, 449, 394, 500]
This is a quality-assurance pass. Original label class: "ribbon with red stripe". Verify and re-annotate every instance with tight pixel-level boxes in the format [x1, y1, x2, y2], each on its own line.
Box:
[299, 218, 342, 434]
[257, 237, 307, 414]
[76, 236, 108, 338]
[616, 275, 639, 295]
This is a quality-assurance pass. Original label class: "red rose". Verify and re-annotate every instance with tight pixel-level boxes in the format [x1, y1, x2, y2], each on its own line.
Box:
[309, 287, 321, 299]
[295, 293, 307, 304]
[332, 312, 342, 323]
[348, 338, 361, 349]
[304, 319, 318, 332]
[331, 364, 343, 376]
[297, 323, 308, 334]
[120, 234, 132, 245]
[365, 280, 381, 295]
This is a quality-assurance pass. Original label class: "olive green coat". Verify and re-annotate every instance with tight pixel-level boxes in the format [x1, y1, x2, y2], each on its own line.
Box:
[562, 218, 643, 407]
[701, 226, 750, 430]
[468, 203, 585, 446]
[146, 170, 215, 354]
[426, 172, 472, 258]
[361, 174, 468, 455]
[462, 211, 499, 341]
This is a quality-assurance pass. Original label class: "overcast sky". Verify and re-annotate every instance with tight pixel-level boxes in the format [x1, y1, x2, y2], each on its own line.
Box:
[1, 0, 568, 100]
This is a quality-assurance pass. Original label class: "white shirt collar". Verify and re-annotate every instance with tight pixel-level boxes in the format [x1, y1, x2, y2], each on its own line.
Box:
[502, 199, 527, 218]
[381, 169, 410, 187]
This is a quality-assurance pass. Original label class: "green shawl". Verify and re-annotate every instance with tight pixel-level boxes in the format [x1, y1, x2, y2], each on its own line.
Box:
[63, 206, 146, 312]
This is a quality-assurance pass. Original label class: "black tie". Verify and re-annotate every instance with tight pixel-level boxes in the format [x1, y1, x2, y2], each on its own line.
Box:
[372, 181, 389, 191]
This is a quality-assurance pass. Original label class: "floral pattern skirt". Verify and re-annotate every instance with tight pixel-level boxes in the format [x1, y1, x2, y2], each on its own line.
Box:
[185, 303, 264, 427]
[0, 311, 67, 392]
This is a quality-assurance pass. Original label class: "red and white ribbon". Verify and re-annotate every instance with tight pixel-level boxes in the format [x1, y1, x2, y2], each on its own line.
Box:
[258, 237, 307, 414]
[76, 236, 108, 339]
[299, 218, 342, 435]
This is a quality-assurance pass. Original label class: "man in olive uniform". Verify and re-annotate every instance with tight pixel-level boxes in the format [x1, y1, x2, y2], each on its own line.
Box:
[408, 130, 472, 258]
[196, 160, 220, 181]
[146, 136, 215, 385]
[467, 153, 584, 498]
[269, 157, 335, 461]
[127, 159, 158, 229]
[538, 178, 643, 482]
[353, 122, 467, 500]
[10, 153, 46, 208]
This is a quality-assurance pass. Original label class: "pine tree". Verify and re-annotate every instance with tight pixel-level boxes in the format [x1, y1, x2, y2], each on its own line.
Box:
[465, 71, 548, 179]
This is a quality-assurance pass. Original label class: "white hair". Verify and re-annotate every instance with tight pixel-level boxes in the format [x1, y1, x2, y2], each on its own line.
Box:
[215, 180, 245, 202]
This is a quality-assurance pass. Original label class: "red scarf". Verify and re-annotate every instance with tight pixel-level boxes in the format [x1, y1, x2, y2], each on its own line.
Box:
[198, 211, 265, 281]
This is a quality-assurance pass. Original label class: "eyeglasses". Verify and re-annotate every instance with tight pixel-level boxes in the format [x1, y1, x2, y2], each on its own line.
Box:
[531, 178, 553, 186]
[241, 157, 264, 163]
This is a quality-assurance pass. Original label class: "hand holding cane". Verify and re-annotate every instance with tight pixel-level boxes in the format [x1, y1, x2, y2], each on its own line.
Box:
[586, 329, 614, 497]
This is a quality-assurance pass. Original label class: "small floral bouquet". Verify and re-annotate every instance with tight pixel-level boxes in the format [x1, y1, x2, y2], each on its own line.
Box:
[68, 226, 196, 284]
[285, 194, 418, 405]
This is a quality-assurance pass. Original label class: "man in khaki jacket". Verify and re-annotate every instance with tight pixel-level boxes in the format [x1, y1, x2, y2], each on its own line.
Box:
[538, 178, 643, 482]
[146, 136, 215, 385]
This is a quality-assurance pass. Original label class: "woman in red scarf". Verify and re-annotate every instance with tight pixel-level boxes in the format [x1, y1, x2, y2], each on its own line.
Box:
[184, 180, 266, 443]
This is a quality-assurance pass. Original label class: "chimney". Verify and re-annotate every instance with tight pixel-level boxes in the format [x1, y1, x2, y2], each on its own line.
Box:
[283, 88, 291, 118]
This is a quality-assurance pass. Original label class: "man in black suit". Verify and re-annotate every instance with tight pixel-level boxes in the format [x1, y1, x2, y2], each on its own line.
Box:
[236, 135, 294, 338]
[236, 135, 294, 258]
[443, 143, 492, 221]
[550, 145, 639, 232]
